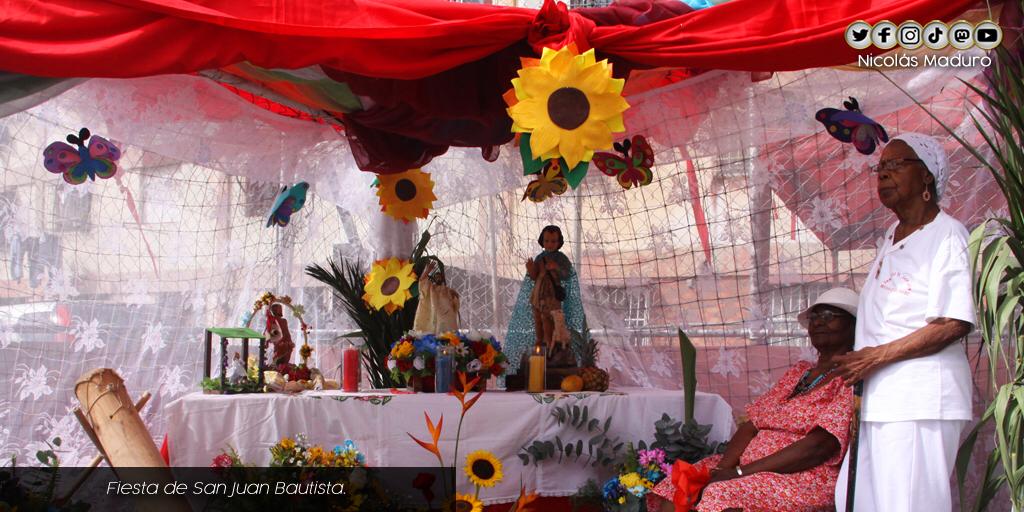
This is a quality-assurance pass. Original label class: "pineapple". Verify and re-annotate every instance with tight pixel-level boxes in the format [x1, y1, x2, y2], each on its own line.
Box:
[576, 334, 609, 392]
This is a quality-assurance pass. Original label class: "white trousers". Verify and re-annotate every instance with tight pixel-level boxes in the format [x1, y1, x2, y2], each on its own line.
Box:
[834, 419, 966, 512]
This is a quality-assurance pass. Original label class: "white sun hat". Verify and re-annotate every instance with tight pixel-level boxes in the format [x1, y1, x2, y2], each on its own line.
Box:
[797, 287, 859, 327]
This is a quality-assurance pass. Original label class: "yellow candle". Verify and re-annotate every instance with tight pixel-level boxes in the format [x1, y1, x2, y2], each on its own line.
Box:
[528, 346, 546, 392]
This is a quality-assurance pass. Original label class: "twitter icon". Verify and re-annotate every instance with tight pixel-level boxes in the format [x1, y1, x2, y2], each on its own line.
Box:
[846, 21, 873, 50]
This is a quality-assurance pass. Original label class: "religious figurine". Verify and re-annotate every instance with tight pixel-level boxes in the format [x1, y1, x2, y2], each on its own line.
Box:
[506, 225, 586, 372]
[413, 260, 460, 333]
[227, 352, 247, 385]
[265, 303, 294, 366]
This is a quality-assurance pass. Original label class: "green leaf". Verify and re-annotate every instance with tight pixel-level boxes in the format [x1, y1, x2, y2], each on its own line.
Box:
[52, 437, 62, 447]
[518, 454, 530, 465]
[678, 329, 697, 425]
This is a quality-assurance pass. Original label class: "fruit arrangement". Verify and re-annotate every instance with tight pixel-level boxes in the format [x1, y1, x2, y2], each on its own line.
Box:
[574, 329, 610, 392]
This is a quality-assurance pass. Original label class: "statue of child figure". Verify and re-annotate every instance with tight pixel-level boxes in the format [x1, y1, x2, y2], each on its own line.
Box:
[506, 225, 586, 372]
[265, 303, 294, 367]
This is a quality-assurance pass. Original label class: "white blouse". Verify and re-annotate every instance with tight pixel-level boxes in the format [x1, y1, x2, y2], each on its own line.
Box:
[856, 211, 976, 422]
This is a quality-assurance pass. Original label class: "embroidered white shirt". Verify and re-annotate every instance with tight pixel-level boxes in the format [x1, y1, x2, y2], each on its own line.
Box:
[856, 211, 975, 422]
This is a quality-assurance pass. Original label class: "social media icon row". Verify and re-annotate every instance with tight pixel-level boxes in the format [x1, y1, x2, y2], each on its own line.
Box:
[846, 20, 1002, 51]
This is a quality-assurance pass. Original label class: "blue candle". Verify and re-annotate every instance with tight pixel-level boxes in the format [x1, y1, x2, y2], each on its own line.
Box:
[435, 346, 454, 393]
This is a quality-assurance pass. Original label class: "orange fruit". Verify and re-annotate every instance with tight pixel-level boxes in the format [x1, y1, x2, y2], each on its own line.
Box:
[560, 375, 584, 392]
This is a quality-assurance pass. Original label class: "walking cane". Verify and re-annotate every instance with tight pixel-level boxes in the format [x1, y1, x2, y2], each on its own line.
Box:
[844, 381, 864, 512]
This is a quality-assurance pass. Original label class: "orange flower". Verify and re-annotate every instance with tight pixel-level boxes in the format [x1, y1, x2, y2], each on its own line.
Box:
[452, 372, 484, 413]
[511, 483, 540, 512]
[479, 344, 497, 368]
[407, 412, 444, 464]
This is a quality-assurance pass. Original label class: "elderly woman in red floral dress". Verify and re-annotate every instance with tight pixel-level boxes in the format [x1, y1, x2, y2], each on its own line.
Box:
[650, 288, 858, 512]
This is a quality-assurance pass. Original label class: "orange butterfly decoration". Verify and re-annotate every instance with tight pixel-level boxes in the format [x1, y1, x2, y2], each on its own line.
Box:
[522, 159, 569, 203]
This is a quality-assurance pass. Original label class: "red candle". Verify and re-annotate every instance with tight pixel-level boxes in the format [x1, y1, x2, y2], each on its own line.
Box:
[342, 347, 360, 392]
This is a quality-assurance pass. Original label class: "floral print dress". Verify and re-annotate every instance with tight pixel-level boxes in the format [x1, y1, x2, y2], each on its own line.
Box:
[649, 361, 854, 512]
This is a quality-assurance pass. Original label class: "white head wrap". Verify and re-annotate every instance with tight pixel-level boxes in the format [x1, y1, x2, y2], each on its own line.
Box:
[889, 132, 949, 201]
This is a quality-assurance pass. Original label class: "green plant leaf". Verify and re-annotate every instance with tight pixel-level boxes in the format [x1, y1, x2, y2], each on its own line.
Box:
[678, 329, 697, 424]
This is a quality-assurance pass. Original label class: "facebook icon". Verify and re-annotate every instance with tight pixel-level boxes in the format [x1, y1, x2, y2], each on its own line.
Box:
[871, 21, 899, 50]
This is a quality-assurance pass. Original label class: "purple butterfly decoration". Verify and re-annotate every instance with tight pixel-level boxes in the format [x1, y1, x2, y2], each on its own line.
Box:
[42, 128, 121, 185]
[815, 97, 889, 155]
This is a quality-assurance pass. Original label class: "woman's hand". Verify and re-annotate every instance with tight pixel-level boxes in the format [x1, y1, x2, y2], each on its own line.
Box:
[832, 346, 889, 384]
[707, 467, 742, 484]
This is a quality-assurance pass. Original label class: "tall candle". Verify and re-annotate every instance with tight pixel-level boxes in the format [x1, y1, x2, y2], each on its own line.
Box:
[527, 345, 546, 393]
[435, 345, 454, 393]
[342, 346, 360, 392]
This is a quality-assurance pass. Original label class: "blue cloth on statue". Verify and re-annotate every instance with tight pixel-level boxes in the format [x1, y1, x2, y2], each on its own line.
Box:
[505, 251, 586, 374]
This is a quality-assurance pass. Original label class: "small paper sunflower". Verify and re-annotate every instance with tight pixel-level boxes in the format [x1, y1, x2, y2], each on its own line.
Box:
[376, 168, 437, 223]
[464, 450, 503, 488]
[506, 45, 629, 169]
[449, 493, 483, 512]
[362, 258, 416, 314]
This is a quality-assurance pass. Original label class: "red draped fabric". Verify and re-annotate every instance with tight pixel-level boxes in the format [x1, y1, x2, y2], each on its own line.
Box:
[0, 0, 978, 173]
[0, 0, 976, 79]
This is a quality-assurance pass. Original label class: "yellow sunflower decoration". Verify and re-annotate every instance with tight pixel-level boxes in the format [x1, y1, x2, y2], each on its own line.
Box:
[376, 168, 437, 223]
[506, 45, 629, 169]
[449, 493, 483, 512]
[464, 450, 503, 488]
[362, 258, 416, 314]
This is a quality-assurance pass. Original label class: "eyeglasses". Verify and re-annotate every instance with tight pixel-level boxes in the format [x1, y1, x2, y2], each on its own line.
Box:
[870, 158, 924, 174]
[806, 309, 849, 323]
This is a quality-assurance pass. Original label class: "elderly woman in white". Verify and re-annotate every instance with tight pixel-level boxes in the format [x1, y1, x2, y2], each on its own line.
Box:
[832, 133, 975, 511]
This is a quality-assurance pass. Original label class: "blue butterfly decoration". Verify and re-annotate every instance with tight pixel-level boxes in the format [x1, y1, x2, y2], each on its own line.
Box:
[815, 97, 889, 155]
[42, 128, 121, 185]
[266, 181, 309, 227]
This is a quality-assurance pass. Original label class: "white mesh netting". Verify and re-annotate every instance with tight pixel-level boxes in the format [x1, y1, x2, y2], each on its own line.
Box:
[0, 64, 1005, 503]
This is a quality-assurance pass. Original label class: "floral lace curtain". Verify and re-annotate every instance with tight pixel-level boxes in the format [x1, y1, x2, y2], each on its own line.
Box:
[0, 65, 1004, 506]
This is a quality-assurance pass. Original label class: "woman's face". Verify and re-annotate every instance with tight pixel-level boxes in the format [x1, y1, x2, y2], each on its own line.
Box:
[542, 231, 560, 251]
[875, 141, 933, 210]
[806, 305, 855, 354]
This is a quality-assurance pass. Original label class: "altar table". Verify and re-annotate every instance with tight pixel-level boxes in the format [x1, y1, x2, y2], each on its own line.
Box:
[166, 388, 735, 504]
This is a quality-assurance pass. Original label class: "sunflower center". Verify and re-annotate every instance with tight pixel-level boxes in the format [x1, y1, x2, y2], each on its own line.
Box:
[471, 459, 496, 480]
[395, 179, 417, 201]
[454, 499, 473, 512]
[380, 276, 401, 296]
[547, 87, 590, 130]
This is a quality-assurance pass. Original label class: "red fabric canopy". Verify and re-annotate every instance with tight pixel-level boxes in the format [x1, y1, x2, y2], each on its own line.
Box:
[0, 0, 976, 79]
[0, 0, 979, 173]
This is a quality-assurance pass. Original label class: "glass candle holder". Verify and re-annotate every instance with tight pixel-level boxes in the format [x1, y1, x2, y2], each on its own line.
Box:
[527, 345, 547, 393]
[435, 345, 454, 393]
[342, 341, 361, 393]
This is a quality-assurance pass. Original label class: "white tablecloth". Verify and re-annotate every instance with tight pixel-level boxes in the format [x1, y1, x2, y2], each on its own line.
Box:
[166, 387, 735, 504]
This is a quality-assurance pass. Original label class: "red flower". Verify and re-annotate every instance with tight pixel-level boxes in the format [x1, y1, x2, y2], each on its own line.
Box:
[490, 363, 504, 376]
[471, 342, 488, 356]
[398, 359, 413, 372]
[211, 453, 233, 469]
[412, 472, 436, 503]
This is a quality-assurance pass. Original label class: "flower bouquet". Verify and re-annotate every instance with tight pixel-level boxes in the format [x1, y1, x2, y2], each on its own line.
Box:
[386, 333, 439, 390]
[601, 446, 669, 511]
[441, 331, 508, 383]
[210, 436, 389, 512]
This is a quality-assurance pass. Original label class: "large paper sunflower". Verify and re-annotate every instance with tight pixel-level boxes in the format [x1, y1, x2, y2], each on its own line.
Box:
[449, 493, 483, 512]
[506, 45, 629, 169]
[376, 168, 437, 223]
[362, 258, 416, 314]
[464, 450, 503, 488]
